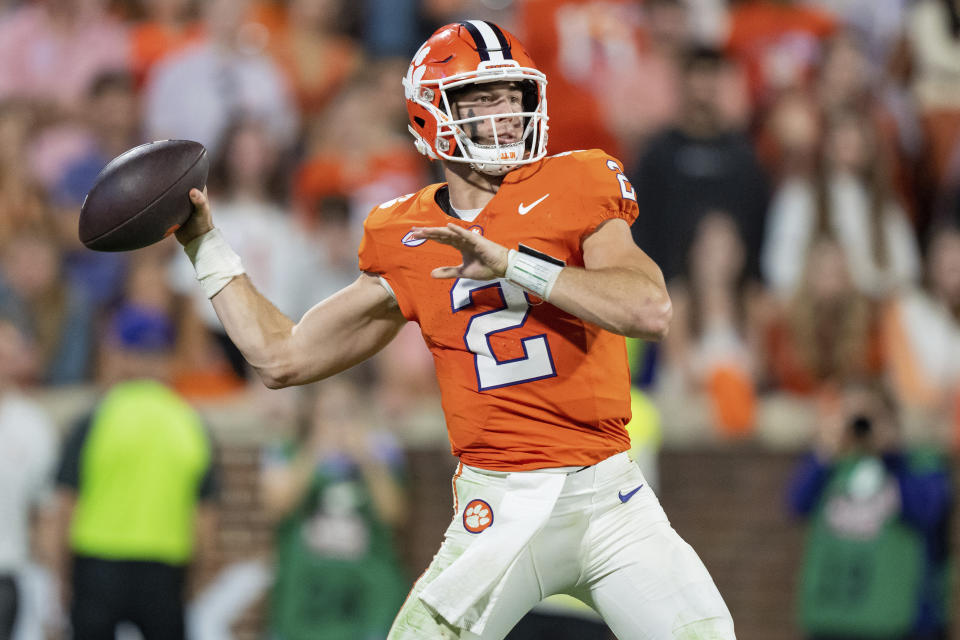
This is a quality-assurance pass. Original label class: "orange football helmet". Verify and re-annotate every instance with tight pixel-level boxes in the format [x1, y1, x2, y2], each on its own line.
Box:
[403, 21, 549, 175]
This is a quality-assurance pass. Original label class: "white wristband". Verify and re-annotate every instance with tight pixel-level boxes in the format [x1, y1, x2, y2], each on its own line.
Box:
[505, 249, 563, 300]
[183, 229, 245, 299]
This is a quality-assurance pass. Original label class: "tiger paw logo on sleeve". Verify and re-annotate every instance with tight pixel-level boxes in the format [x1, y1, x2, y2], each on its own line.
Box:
[463, 499, 493, 533]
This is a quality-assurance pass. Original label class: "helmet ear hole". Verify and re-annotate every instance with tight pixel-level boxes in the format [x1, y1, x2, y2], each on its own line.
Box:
[521, 80, 538, 113]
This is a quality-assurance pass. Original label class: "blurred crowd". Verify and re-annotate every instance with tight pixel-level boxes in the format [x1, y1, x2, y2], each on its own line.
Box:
[1, 0, 959, 638]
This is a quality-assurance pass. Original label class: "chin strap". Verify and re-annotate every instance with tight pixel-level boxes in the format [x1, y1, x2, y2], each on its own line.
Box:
[460, 137, 526, 174]
[470, 162, 514, 176]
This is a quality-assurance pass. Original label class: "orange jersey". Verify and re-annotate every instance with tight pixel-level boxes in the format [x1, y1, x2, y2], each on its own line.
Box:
[358, 150, 639, 471]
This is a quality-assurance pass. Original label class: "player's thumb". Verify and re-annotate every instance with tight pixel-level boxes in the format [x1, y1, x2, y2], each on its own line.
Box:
[189, 187, 209, 210]
[176, 188, 214, 245]
[188, 188, 214, 224]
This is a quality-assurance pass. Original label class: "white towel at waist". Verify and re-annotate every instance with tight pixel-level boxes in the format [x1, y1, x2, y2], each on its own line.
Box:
[419, 469, 567, 635]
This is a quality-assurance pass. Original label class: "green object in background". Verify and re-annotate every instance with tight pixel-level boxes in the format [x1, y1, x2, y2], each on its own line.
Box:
[270, 449, 409, 640]
[70, 379, 210, 564]
[625, 337, 646, 383]
[798, 455, 925, 637]
[625, 387, 662, 452]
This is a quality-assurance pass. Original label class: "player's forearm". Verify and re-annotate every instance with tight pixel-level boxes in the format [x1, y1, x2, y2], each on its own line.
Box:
[210, 277, 349, 389]
[548, 266, 672, 340]
[210, 275, 298, 386]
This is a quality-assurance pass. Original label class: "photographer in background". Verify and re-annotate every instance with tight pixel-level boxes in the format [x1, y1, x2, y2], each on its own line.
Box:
[260, 376, 408, 640]
[787, 381, 952, 640]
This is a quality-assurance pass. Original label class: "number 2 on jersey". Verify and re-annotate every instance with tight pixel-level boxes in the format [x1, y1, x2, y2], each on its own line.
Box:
[607, 159, 636, 201]
[451, 278, 557, 391]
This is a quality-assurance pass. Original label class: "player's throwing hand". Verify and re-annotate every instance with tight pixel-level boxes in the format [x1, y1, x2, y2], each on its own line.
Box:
[411, 223, 510, 281]
[175, 188, 214, 246]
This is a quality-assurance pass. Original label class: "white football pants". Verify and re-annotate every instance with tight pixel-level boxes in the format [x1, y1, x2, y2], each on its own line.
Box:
[388, 452, 736, 639]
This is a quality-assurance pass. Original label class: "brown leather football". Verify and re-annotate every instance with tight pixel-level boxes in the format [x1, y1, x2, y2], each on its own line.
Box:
[79, 140, 208, 252]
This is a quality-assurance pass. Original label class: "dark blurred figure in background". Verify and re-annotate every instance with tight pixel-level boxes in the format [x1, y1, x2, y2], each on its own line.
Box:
[629, 46, 769, 284]
[52, 301, 218, 640]
[0, 317, 56, 640]
[788, 381, 952, 640]
[261, 376, 408, 640]
[363, 0, 420, 58]
[0, 228, 94, 386]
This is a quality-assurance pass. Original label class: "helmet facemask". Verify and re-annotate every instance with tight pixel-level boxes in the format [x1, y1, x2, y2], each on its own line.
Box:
[405, 60, 549, 175]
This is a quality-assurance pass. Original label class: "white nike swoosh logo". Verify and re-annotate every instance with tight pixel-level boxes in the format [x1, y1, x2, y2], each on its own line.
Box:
[518, 194, 550, 215]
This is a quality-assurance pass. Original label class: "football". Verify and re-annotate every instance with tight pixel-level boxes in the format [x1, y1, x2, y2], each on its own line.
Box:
[79, 139, 208, 252]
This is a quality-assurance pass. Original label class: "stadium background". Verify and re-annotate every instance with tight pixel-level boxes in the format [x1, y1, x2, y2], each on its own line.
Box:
[0, 0, 959, 638]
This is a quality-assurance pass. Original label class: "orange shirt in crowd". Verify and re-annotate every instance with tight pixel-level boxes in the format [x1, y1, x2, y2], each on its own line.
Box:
[250, 1, 361, 114]
[726, 0, 837, 106]
[293, 144, 427, 224]
[516, 0, 647, 158]
[295, 147, 424, 200]
[358, 150, 637, 470]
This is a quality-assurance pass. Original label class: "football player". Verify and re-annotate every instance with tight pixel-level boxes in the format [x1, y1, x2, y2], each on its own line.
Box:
[176, 20, 736, 640]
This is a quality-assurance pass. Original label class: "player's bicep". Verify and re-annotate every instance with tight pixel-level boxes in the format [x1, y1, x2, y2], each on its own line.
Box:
[281, 273, 406, 385]
[582, 218, 663, 282]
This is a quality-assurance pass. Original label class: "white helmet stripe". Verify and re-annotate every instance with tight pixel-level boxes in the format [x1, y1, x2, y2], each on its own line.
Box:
[468, 20, 506, 63]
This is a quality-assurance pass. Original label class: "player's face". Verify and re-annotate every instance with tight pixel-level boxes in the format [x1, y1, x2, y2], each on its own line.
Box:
[452, 82, 525, 145]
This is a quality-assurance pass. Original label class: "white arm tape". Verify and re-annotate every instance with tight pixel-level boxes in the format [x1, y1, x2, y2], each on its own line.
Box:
[505, 249, 563, 300]
[183, 228, 246, 299]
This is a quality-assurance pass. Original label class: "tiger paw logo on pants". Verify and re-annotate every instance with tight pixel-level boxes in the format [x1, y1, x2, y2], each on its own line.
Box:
[463, 499, 493, 533]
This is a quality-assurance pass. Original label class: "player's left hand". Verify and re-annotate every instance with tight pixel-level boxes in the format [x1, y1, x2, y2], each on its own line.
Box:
[411, 223, 509, 280]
